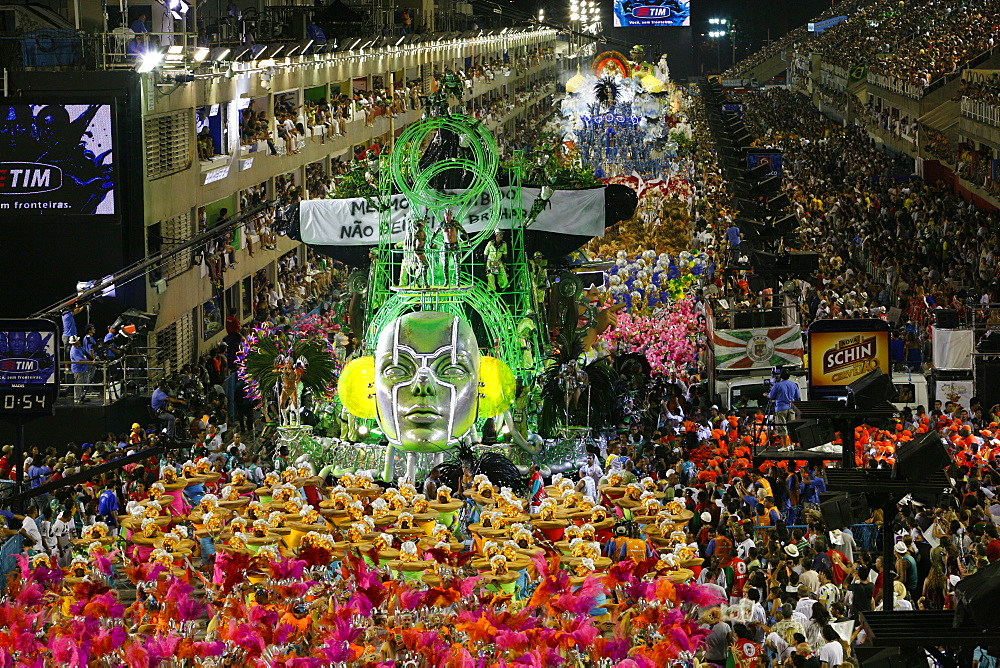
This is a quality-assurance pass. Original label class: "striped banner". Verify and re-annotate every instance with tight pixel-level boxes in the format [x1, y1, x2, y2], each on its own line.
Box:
[711, 325, 804, 370]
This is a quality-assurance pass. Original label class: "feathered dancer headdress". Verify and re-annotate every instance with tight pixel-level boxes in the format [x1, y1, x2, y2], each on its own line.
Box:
[221, 608, 293, 661]
[296, 542, 334, 569]
[423, 546, 475, 569]
[525, 553, 602, 616]
[123, 561, 167, 584]
[91, 626, 128, 660]
[72, 591, 124, 619]
[339, 553, 389, 615]
[437, 443, 526, 494]
[424, 574, 481, 609]
[173, 638, 226, 662]
[315, 614, 364, 663]
[16, 554, 63, 590]
[238, 324, 339, 408]
[162, 577, 205, 622]
[268, 556, 307, 581]
[212, 548, 251, 591]
[594, 77, 620, 108]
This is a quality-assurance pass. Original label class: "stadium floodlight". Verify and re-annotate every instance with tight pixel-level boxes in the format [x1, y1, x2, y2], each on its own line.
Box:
[164, 0, 188, 19]
[136, 50, 164, 72]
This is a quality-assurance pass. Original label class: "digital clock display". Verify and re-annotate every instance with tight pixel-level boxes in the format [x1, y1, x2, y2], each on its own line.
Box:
[0, 319, 59, 417]
[0, 389, 54, 411]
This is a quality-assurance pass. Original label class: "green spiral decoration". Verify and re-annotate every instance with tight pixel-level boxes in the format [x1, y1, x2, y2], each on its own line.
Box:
[390, 114, 503, 252]
[362, 112, 544, 384]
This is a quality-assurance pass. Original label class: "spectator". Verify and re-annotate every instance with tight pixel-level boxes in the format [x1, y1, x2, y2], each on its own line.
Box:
[130, 12, 148, 34]
[151, 380, 186, 439]
[69, 336, 91, 404]
[18, 506, 43, 556]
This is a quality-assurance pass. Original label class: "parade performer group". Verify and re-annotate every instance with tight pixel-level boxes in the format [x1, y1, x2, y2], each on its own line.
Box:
[0, 51, 784, 668]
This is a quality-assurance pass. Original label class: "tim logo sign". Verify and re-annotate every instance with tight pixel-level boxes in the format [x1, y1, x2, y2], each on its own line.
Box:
[633, 6, 678, 16]
[0, 163, 62, 194]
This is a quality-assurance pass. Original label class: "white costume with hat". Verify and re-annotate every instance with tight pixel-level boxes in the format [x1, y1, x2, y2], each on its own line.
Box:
[829, 528, 856, 562]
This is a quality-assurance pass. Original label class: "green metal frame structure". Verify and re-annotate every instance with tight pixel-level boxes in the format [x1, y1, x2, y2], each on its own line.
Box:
[361, 113, 543, 380]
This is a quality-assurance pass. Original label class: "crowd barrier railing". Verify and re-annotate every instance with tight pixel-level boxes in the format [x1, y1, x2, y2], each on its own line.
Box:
[961, 96, 1000, 126]
[0, 535, 23, 581]
[59, 353, 155, 406]
[750, 523, 880, 553]
[2, 28, 556, 73]
[866, 71, 925, 100]
[820, 63, 848, 91]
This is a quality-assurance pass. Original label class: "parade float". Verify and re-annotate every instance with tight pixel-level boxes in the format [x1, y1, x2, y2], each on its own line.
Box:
[245, 49, 710, 483]
[558, 47, 691, 180]
[260, 69, 651, 481]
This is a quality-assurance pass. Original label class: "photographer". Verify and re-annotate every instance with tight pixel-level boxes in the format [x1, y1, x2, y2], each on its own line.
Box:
[69, 336, 95, 404]
[102, 324, 123, 360]
[769, 369, 801, 448]
[151, 380, 186, 439]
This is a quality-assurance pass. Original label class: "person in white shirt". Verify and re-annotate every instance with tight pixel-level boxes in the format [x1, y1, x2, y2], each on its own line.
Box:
[766, 631, 797, 664]
[829, 529, 857, 563]
[19, 506, 43, 555]
[206, 425, 224, 453]
[818, 625, 844, 668]
[579, 453, 603, 492]
[40, 506, 57, 558]
[51, 509, 72, 567]
[735, 531, 755, 561]
[230, 432, 247, 456]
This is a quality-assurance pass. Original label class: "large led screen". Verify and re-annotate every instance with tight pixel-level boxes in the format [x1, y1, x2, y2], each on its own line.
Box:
[614, 0, 690, 27]
[0, 104, 115, 214]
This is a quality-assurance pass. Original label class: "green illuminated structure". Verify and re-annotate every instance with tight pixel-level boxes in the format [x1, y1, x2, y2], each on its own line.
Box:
[363, 113, 543, 380]
[331, 112, 553, 478]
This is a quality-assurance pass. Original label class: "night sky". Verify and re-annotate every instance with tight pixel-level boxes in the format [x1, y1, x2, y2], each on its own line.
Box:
[505, 0, 833, 78]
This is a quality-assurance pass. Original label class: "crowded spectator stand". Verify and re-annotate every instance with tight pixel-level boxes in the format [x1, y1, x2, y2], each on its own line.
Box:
[10, 24, 1000, 665]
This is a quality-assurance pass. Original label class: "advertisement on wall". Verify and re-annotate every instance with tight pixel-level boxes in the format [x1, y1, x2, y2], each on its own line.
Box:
[936, 379, 974, 406]
[0, 104, 115, 214]
[809, 329, 890, 386]
[747, 150, 783, 178]
[807, 15, 847, 33]
[614, 0, 690, 27]
[0, 318, 58, 416]
[0, 325, 56, 385]
[711, 325, 804, 370]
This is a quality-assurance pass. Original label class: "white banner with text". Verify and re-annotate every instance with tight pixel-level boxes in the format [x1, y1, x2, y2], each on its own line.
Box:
[298, 187, 606, 246]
